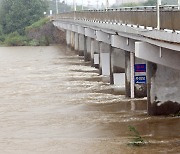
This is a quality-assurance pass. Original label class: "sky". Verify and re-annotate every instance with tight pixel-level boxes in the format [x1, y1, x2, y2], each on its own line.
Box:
[65, 0, 116, 7]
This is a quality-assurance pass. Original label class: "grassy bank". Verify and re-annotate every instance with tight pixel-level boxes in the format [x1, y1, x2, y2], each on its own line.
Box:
[25, 18, 49, 31]
[0, 18, 51, 46]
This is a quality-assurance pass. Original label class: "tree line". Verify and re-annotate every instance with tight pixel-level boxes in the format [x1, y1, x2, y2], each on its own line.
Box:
[112, 0, 178, 8]
[0, 0, 48, 35]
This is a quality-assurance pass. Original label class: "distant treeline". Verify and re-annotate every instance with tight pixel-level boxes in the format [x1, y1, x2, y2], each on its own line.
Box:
[0, 0, 49, 46]
[112, 0, 178, 8]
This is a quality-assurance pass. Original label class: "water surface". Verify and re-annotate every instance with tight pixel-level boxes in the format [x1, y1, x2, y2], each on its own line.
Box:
[0, 45, 179, 154]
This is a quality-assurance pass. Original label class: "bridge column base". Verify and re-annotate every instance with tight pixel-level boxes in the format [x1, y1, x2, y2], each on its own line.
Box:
[99, 42, 111, 76]
[147, 62, 180, 115]
[90, 39, 95, 67]
[66, 30, 71, 46]
[70, 31, 75, 49]
[125, 52, 131, 98]
[92, 41, 100, 69]
[74, 33, 79, 51]
[110, 48, 125, 85]
[84, 37, 91, 61]
[78, 34, 85, 56]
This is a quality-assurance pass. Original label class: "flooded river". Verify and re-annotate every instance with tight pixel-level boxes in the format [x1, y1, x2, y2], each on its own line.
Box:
[0, 45, 179, 154]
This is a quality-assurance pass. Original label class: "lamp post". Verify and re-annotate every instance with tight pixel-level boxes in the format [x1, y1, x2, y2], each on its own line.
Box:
[73, 0, 76, 11]
[56, 0, 59, 14]
[157, 0, 161, 30]
[81, 0, 84, 10]
[96, 0, 99, 9]
[106, 0, 109, 9]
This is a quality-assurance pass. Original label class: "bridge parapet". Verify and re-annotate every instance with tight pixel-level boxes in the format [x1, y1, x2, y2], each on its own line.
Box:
[55, 5, 180, 31]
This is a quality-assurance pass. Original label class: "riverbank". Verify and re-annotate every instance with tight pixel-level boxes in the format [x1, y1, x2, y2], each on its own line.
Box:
[0, 18, 66, 46]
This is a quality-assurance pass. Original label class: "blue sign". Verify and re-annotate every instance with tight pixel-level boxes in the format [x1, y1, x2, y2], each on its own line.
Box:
[135, 64, 146, 72]
[135, 76, 146, 84]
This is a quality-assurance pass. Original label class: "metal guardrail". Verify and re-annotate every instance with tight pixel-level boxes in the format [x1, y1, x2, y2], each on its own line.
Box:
[55, 5, 180, 31]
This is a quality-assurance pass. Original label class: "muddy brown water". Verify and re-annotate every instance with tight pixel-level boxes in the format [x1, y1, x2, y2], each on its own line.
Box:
[0, 45, 179, 154]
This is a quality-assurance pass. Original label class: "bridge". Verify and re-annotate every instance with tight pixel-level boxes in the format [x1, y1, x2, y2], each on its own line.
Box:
[52, 5, 180, 115]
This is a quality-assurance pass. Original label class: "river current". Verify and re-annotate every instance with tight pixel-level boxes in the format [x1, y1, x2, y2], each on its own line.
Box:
[0, 45, 179, 154]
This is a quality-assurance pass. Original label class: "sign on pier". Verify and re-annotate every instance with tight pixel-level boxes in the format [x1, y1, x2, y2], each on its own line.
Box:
[134, 64, 146, 84]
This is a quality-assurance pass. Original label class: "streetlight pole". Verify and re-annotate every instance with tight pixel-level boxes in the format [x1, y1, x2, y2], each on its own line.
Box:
[157, 0, 161, 30]
[96, 0, 99, 9]
[82, 0, 84, 10]
[56, 0, 59, 14]
[178, 0, 180, 10]
[106, 0, 109, 9]
[73, 0, 76, 11]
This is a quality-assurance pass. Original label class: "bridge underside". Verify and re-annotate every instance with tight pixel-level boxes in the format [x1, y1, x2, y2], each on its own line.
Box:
[53, 20, 180, 116]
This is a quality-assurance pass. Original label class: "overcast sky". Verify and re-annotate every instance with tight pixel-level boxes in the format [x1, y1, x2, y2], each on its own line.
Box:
[65, 0, 116, 6]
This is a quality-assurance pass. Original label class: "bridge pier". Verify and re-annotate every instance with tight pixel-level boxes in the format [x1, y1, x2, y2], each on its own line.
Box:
[83, 36, 88, 61]
[125, 52, 131, 98]
[66, 30, 71, 46]
[84, 28, 96, 62]
[147, 63, 180, 115]
[74, 33, 79, 51]
[77, 26, 85, 56]
[91, 40, 100, 68]
[110, 48, 125, 86]
[85, 37, 91, 61]
[78, 34, 85, 56]
[70, 31, 75, 49]
[136, 42, 180, 115]
[99, 42, 111, 76]
[90, 39, 95, 67]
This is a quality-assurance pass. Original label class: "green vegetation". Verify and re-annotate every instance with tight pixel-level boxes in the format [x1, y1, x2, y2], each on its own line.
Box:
[3, 32, 29, 46]
[128, 125, 146, 146]
[121, 3, 140, 7]
[0, 17, 51, 46]
[0, 29, 50, 46]
[171, 111, 180, 117]
[176, 111, 180, 116]
[0, 0, 48, 35]
[25, 18, 50, 31]
[0, 0, 50, 46]
[143, 0, 157, 6]
[162, 0, 177, 5]
[112, 0, 178, 8]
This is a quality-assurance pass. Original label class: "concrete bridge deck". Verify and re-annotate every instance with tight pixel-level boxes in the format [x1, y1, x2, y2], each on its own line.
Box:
[52, 5, 180, 115]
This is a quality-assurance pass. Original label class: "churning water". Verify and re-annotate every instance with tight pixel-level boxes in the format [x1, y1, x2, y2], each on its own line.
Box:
[0, 45, 179, 154]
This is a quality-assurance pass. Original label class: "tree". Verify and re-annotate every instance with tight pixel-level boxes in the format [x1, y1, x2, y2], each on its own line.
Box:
[143, 0, 156, 6]
[143, 0, 177, 6]
[0, 0, 48, 35]
[47, 0, 71, 14]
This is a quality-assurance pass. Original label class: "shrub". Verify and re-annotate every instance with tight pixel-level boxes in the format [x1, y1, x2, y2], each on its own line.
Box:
[39, 36, 49, 46]
[127, 125, 146, 146]
[28, 39, 40, 46]
[0, 35, 5, 42]
[4, 32, 29, 46]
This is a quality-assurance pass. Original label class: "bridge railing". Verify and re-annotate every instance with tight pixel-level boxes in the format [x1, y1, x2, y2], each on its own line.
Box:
[55, 5, 180, 31]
